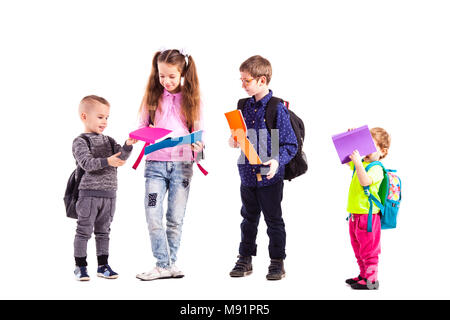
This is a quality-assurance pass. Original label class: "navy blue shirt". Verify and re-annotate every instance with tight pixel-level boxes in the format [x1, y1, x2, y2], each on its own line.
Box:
[237, 90, 298, 187]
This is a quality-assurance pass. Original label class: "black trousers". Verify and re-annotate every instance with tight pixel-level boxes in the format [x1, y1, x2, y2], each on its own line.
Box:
[239, 180, 286, 260]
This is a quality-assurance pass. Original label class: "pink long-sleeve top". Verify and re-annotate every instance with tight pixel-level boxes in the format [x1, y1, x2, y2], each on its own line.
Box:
[138, 89, 204, 162]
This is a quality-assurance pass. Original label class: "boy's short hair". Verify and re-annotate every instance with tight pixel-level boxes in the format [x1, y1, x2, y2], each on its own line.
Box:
[240, 55, 272, 84]
[370, 127, 391, 159]
[79, 95, 110, 114]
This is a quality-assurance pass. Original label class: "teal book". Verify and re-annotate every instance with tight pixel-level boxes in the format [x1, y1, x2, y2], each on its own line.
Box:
[144, 130, 203, 155]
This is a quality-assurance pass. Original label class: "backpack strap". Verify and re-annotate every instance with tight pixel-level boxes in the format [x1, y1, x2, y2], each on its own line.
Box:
[77, 134, 91, 165]
[362, 161, 385, 232]
[75, 135, 92, 178]
[237, 96, 288, 132]
[362, 185, 385, 232]
[350, 160, 386, 232]
[106, 136, 116, 154]
[237, 98, 248, 111]
[265, 97, 283, 131]
[352, 160, 385, 177]
[78, 134, 91, 149]
[365, 161, 385, 172]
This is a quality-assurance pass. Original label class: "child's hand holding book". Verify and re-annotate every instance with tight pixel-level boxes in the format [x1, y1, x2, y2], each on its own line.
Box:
[108, 152, 126, 167]
[263, 159, 279, 180]
[228, 136, 239, 148]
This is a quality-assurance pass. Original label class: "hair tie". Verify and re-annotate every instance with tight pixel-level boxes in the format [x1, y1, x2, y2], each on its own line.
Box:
[179, 48, 189, 66]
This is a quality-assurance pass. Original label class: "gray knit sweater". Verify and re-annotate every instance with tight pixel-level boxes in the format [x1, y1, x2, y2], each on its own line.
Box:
[72, 133, 133, 197]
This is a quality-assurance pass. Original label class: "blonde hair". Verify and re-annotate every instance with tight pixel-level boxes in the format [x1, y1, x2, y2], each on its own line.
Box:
[239, 55, 272, 84]
[370, 127, 391, 159]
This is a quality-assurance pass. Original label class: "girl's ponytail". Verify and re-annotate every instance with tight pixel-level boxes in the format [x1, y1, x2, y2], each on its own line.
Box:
[181, 55, 200, 131]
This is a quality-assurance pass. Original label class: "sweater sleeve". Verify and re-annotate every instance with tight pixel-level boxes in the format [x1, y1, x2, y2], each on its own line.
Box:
[108, 136, 133, 161]
[72, 137, 109, 172]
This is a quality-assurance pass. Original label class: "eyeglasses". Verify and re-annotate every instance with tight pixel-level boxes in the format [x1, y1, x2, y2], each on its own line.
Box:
[240, 77, 259, 87]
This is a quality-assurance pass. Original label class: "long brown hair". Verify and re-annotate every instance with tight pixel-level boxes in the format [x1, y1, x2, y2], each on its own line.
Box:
[139, 49, 201, 131]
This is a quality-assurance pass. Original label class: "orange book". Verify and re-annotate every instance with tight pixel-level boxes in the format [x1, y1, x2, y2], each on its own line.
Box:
[225, 110, 262, 165]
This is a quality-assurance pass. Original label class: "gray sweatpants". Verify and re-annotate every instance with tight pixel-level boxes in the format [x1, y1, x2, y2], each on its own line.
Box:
[74, 196, 116, 258]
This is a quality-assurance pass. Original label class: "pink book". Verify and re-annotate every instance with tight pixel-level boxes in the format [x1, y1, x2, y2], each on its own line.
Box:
[129, 127, 208, 176]
[129, 127, 172, 170]
[129, 127, 172, 143]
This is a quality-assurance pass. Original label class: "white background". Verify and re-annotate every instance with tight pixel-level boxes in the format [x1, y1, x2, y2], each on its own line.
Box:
[0, 0, 449, 300]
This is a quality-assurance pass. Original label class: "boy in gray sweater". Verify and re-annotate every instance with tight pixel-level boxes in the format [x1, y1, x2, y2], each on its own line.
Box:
[72, 95, 137, 281]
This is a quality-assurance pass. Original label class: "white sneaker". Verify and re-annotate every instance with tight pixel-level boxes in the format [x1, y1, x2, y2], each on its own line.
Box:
[136, 266, 172, 281]
[170, 265, 185, 278]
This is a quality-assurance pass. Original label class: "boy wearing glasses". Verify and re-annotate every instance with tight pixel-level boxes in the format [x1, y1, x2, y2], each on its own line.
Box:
[228, 55, 298, 280]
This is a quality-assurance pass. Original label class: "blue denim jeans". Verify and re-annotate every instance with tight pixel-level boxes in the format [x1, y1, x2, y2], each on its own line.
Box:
[144, 161, 193, 269]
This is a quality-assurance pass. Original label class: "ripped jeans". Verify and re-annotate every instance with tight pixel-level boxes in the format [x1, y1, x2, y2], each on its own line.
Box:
[144, 161, 193, 269]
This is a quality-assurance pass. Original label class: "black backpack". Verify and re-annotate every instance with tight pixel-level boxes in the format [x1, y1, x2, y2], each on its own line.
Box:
[237, 96, 308, 181]
[64, 134, 115, 219]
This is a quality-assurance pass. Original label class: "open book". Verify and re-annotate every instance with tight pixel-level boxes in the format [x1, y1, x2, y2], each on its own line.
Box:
[130, 127, 207, 175]
[144, 130, 203, 155]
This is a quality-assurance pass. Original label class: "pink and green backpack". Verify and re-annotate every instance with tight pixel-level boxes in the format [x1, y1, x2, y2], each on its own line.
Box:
[362, 161, 402, 232]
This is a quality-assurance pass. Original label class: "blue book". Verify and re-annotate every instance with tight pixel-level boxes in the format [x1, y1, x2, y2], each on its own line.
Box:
[144, 130, 203, 155]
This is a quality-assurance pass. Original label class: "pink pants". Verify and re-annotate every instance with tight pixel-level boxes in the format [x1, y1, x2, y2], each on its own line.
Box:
[349, 213, 381, 282]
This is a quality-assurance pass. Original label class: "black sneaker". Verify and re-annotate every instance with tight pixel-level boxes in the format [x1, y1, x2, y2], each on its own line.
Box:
[229, 255, 252, 277]
[351, 279, 380, 290]
[345, 275, 365, 285]
[266, 259, 285, 280]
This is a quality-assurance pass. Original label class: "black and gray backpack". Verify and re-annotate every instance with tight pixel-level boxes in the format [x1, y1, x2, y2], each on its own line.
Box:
[64, 135, 115, 219]
[237, 96, 308, 181]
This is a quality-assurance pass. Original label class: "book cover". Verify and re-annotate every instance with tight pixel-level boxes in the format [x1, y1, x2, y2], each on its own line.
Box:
[332, 125, 377, 164]
[144, 130, 203, 155]
[224, 109, 247, 142]
[129, 127, 172, 144]
[224, 109, 262, 165]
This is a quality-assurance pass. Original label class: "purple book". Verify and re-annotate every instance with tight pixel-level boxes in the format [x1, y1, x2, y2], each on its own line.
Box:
[332, 125, 377, 164]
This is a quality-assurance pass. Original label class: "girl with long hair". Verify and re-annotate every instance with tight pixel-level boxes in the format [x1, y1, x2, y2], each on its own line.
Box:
[135, 49, 204, 281]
